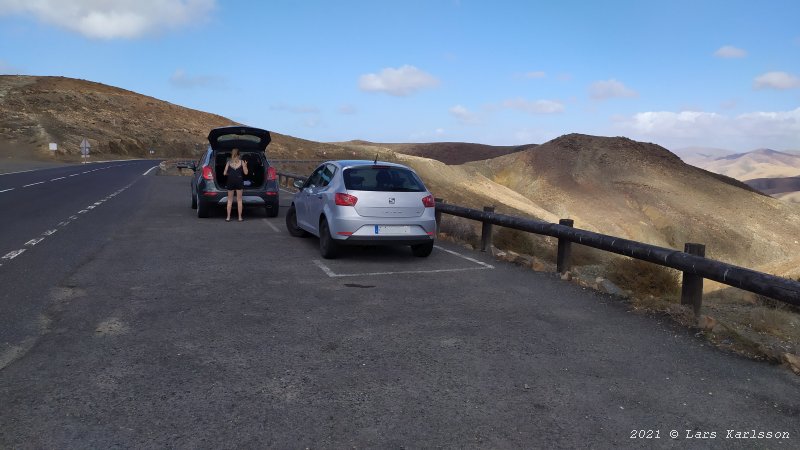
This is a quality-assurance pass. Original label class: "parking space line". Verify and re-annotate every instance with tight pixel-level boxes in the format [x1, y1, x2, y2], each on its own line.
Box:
[261, 219, 280, 232]
[312, 245, 494, 278]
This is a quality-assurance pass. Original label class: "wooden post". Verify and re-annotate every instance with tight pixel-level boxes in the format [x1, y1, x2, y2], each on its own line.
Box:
[557, 219, 574, 274]
[681, 243, 706, 316]
[480, 206, 495, 252]
[434, 198, 444, 234]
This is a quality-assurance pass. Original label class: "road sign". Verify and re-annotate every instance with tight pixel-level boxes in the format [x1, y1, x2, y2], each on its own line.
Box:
[80, 138, 90, 156]
[49, 143, 57, 151]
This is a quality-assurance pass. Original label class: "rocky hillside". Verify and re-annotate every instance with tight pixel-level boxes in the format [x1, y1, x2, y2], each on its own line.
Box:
[465, 134, 800, 273]
[693, 148, 800, 181]
[337, 140, 533, 165]
[0, 75, 239, 158]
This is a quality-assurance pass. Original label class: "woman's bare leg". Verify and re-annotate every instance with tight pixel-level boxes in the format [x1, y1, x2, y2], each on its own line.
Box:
[226, 191, 233, 220]
[237, 190, 244, 220]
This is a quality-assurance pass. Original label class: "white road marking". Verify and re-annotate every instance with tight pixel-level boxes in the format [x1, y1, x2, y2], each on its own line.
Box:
[69, 174, 79, 177]
[78, 210, 88, 214]
[82, 171, 91, 174]
[142, 166, 158, 176]
[23, 181, 45, 187]
[2, 249, 26, 261]
[58, 221, 70, 227]
[262, 219, 280, 232]
[51, 177, 66, 181]
[0, 169, 38, 176]
[0, 188, 14, 193]
[433, 245, 495, 268]
[43, 229, 57, 236]
[86, 205, 96, 210]
[312, 245, 495, 278]
[25, 238, 45, 246]
[312, 259, 492, 278]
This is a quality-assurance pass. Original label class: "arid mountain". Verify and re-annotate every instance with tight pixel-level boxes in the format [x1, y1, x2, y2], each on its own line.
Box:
[463, 134, 800, 272]
[337, 140, 534, 165]
[0, 75, 238, 158]
[745, 176, 800, 195]
[673, 146, 734, 166]
[693, 148, 800, 181]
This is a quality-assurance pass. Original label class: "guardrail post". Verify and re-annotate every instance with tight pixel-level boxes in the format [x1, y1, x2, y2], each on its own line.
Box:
[557, 219, 574, 274]
[480, 206, 495, 252]
[681, 243, 706, 316]
[434, 198, 444, 234]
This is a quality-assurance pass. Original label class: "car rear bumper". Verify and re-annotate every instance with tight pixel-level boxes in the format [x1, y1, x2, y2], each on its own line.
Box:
[337, 235, 434, 246]
[328, 215, 436, 242]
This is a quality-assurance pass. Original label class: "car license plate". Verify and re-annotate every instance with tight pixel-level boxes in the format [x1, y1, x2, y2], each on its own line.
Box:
[375, 225, 410, 234]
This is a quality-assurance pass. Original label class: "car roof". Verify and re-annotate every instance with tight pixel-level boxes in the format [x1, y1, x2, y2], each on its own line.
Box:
[329, 160, 412, 170]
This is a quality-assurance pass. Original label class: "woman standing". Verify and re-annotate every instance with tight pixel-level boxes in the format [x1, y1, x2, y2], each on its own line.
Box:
[223, 148, 248, 221]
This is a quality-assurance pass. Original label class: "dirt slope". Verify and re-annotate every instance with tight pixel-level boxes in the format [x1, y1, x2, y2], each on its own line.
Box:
[337, 140, 534, 165]
[466, 134, 800, 273]
[694, 149, 800, 180]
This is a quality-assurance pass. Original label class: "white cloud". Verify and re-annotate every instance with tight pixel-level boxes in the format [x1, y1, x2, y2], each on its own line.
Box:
[753, 71, 800, 90]
[0, 0, 214, 39]
[615, 108, 800, 150]
[169, 69, 224, 89]
[589, 79, 638, 100]
[502, 98, 565, 114]
[449, 104, 480, 124]
[714, 45, 747, 58]
[358, 65, 439, 97]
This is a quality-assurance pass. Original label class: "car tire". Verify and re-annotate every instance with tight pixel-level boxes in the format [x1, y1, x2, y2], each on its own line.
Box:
[197, 193, 210, 218]
[191, 187, 197, 209]
[286, 205, 308, 237]
[411, 241, 434, 257]
[319, 218, 339, 259]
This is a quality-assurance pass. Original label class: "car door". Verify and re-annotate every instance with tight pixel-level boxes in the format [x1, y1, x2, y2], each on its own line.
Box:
[295, 166, 324, 230]
[306, 164, 336, 234]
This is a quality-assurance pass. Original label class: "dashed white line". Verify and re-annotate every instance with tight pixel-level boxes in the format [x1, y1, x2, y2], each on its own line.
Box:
[0, 188, 14, 193]
[23, 181, 45, 187]
[78, 210, 88, 214]
[43, 229, 57, 236]
[2, 249, 26, 261]
[51, 177, 66, 181]
[25, 238, 45, 247]
[69, 174, 79, 177]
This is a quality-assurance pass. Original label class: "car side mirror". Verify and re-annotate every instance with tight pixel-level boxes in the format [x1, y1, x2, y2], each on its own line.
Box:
[293, 179, 304, 189]
[190, 162, 198, 172]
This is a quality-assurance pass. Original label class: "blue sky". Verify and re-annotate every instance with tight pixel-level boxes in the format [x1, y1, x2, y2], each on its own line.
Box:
[1, 0, 799, 151]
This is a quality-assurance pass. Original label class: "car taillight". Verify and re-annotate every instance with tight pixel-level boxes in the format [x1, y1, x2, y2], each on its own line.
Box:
[335, 193, 358, 206]
[422, 194, 435, 207]
[267, 166, 277, 181]
[202, 166, 213, 180]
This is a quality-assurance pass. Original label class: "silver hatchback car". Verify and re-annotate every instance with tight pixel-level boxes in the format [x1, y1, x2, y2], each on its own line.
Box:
[286, 160, 437, 258]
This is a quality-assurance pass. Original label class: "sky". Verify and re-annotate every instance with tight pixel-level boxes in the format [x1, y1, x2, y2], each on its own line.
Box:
[0, 0, 799, 152]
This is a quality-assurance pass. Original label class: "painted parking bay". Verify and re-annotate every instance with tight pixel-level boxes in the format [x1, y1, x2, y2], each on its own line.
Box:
[311, 244, 494, 278]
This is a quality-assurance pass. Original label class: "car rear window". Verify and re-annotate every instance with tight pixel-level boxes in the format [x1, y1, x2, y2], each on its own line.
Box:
[343, 167, 426, 192]
[215, 134, 262, 143]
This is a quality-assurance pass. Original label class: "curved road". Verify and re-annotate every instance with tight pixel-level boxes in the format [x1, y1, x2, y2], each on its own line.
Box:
[0, 163, 798, 448]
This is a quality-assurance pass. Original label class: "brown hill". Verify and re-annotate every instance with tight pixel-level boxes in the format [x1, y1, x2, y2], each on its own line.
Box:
[693, 148, 800, 180]
[745, 176, 800, 195]
[465, 133, 800, 272]
[338, 140, 534, 165]
[0, 75, 240, 158]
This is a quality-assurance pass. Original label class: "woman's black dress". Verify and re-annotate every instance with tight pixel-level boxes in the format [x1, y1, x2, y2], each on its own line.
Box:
[227, 162, 244, 190]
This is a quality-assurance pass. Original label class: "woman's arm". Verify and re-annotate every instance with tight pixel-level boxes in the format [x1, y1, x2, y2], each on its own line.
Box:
[223, 161, 229, 176]
[242, 160, 249, 175]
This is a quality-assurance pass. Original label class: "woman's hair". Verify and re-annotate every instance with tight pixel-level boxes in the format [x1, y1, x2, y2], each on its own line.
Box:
[231, 148, 240, 161]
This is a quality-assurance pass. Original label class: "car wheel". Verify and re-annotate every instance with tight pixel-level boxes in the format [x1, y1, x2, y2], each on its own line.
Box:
[319, 218, 339, 259]
[411, 241, 434, 257]
[191, 187, 197, 209]
[286, 205, 308, 237]
[197, 193, 210, 218]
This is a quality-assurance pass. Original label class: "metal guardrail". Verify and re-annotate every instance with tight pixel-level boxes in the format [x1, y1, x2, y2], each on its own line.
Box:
[276, 170, 800, 313]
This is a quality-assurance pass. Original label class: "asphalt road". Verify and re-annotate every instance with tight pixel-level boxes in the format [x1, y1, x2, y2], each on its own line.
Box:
[1, 166, 799, 448]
